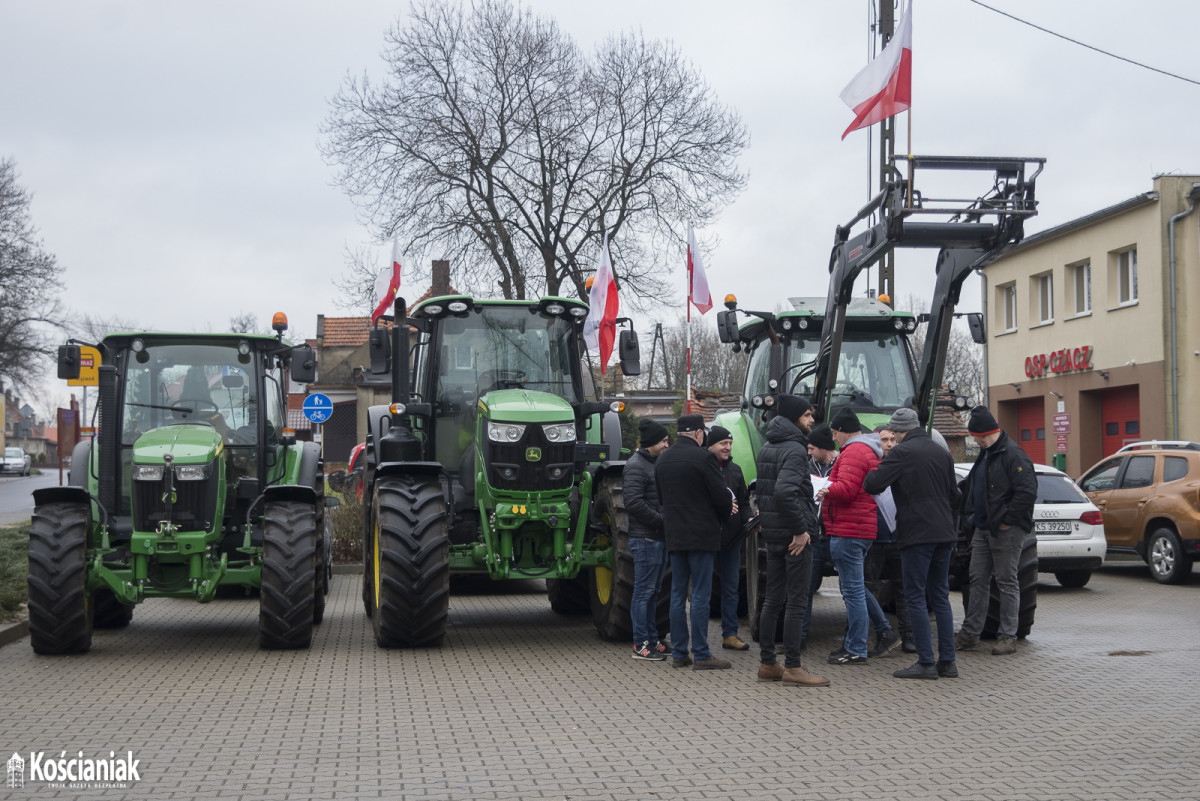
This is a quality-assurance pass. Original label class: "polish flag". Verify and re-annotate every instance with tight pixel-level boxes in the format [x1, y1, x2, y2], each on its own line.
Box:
[371, 236, 403, 323]
[687, 224, 712, 315]
[840, 2, 912, 140]
[583, 233, 619, 374]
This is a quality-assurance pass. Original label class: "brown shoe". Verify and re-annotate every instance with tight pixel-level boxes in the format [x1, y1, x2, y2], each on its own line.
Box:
[692, 656, 732, 670]
[723, 635, 750, 651]
[757, 662, 784, 682]
[992, 636, 1017, 656]
[671, 655, 693, 668]
[781, 666, 830, 687]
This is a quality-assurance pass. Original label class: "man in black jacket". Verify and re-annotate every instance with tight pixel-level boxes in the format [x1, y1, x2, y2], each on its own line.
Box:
[707, 425, 751, 651]
[955, 406, 1037, 657]
[863, 408, 961, 680]
[655, 414, 734, 670]
[754, 395, 829, 688]
[626, 418, 671, 661]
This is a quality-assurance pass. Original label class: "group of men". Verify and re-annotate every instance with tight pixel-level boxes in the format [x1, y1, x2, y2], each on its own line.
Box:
[623, 396, 1036, 684]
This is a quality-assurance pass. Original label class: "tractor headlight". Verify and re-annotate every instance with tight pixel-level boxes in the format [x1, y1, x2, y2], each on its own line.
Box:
[542, 422, 576, 443]
[133, 465, 164, 481]
[487, 421, 527, 443]
[175, 463, 211, 481]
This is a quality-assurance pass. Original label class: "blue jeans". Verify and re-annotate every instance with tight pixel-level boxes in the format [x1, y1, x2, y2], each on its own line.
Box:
[801, 535, 832, 641]
[629, 536, 668, 645]
[829, 536, 873, 658]
[669, 550, 717, 661]
[962, 526, 1027, 639]
[900, 542, 956, 666]
[716, 542, 742, 638]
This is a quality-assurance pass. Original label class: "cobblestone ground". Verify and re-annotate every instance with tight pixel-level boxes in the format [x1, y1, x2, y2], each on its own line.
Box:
[0, 559, 1196, 801]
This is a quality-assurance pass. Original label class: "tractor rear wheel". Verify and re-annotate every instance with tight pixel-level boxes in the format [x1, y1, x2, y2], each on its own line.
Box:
[589, 480, 632, 641]
[370, 474, 450, 648]
[547, 575, 591, 615]
[259, 501, 317, 649]
[960, 535, 1038, 639]
[93, 589, 134, 628]
[28, 502, 94, 654]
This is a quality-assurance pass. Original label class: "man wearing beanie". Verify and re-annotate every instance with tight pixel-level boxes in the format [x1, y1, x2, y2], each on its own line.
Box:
[817, 407, 900, 663]
[706, 425, 752, 651]
[864, 408, 961, 679]
[626, 418, 671, 661]
[654, 414, 734, 670]
[955, 405, 1036, 657]
[753, 394, 829, 687]
[800, 423, 838, 649]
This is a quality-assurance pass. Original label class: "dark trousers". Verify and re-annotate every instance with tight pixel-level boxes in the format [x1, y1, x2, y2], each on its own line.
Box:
[900, 542, 956, 666]
[758, 541, 813, 669]
[865, 539, 912, 639]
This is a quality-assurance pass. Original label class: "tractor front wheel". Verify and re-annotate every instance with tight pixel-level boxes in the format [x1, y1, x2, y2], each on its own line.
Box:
[28, 502, 94, 654]
[370, 475, 450, 648]
[259, 501, 317, 649]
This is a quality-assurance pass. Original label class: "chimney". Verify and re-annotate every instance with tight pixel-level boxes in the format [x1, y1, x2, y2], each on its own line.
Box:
[432, 260, 451, 296]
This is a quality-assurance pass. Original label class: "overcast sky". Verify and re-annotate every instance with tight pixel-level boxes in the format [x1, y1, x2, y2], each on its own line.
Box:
[4, 0, 1199, 412]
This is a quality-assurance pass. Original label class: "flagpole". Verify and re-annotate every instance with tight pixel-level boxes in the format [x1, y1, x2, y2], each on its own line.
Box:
[686, 226, 693, 414]
[906, 108, 914, 209]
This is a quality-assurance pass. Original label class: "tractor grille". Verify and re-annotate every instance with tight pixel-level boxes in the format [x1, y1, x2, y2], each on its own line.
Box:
[484, 425, 575, 492]
[132, 475, 219, 533]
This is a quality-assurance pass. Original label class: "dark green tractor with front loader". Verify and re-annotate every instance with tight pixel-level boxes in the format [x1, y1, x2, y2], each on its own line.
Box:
[359, 294, 659, 647]
[30, 315, 333, 654]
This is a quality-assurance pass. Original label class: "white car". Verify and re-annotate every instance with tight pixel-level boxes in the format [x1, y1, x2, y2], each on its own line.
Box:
[955, 462, 1107, 588]
[1, 446, 31, 476]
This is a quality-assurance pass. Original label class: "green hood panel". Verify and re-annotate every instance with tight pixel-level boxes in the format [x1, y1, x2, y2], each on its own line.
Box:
[133, 425, 224, 465]
[480, 390, 574, 423]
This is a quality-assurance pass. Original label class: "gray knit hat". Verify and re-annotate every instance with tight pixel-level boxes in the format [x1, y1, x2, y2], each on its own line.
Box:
[886, 408, 920, 432]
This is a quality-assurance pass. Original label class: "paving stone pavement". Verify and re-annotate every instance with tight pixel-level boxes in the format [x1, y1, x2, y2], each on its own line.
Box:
[0, 559, 1196, 801]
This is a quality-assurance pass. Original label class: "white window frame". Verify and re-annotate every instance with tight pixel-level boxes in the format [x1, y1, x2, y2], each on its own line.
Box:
[999, 282, 1017, 333]
[1034, 272, 1054, 325]
[1070, 261, 1091, 316]
[1117, 248, 1138, 305]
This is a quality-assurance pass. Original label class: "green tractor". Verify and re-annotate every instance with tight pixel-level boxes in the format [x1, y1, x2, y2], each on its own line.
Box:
[359, 295, 652, 647]
[31, 316, 332, 654]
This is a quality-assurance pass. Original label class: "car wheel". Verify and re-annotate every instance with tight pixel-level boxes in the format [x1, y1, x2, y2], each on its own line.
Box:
[1053, 569, 1092, 589]
[1146, 527, 1193, 585]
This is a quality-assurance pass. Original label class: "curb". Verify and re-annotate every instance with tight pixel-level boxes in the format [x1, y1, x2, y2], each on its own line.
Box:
[333, 563, 363, 575]
[0, 618, 29, 648]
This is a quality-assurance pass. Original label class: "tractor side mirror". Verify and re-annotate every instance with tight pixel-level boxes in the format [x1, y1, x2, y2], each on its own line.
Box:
[618, 329, 640, 376]
[716, 309, 740, 344]
[966, 312, 986, 345]
[290, 344, 317, 384]
[369, 327, 391, 374]
[57, 345, 81, 380]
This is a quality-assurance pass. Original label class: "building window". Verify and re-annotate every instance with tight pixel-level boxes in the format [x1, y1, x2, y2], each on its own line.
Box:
[1116, 247, 1138, 305]
[1069, 261, 1091, 315]
[1033, 272, 1053, 324]
[998, 282, 1017, 332]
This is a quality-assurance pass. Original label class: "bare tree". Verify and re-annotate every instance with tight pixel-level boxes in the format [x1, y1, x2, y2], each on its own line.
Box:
[322, 0, 747, 305]
[901, 294, 984, 404]
[658, 317, 745, 394]
[229, 312, 262, 334]
[70, 313, 139, 343]
[0, 158, 65, 391]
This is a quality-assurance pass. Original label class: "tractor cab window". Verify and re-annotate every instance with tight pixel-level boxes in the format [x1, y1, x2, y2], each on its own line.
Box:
[779, 331, 915, 413]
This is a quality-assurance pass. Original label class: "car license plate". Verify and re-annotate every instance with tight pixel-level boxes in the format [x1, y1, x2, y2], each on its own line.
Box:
[1035, 521, 1072, 533]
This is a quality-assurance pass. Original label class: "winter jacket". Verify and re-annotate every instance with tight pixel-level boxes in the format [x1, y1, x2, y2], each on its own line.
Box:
[822, 434, 881, 540]
[716, 458, 751, 551]
[624, 448, 664, 541]
[862, 428, 961, 548]
[960, 431, 1037, 535]
[754, 416, 818, 546]
[654, 436, 733, 552]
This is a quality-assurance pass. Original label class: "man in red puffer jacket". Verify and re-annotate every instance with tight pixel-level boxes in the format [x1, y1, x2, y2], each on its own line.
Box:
[817, 407, 898, 664]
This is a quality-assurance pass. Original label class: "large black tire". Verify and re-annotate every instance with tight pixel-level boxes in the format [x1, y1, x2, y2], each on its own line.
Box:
[93, 588, 134, 628]
[960, 535, 1038, 639]
[588, 479, 634, 641]
[370, 475, 450, 648]
[259, 501, 317, 649]
[28, 502, 94, 654]
[1054, 569, 1092, 589]
[547, 575, 591, 615]
[1146, 526, 1193, 585]
[312, 513, 332, 624]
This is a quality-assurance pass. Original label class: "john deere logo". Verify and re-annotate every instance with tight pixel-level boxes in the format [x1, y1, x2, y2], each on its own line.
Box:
[526, 447, 542, 462]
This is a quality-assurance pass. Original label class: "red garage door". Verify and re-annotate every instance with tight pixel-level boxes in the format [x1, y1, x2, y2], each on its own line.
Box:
[1014, 397, 1046, 465]
[1101, 385, 1141, 457]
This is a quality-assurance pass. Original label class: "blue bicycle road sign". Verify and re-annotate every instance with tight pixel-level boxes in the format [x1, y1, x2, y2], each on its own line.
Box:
[302, 393, 333, 424]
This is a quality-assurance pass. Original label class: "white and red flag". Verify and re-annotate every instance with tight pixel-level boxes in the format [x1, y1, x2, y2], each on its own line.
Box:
[840, 1, 912, 140]
[687, 224, 712, 315]
[371, 236, 403, 323]
[583, 233, 619, 374]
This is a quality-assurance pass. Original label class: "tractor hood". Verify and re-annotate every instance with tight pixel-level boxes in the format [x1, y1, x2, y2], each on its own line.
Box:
[478, 389, 574, 423]
[133, 425, 224, 465]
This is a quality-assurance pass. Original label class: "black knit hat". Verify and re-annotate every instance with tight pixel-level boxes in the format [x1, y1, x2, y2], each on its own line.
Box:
[677, 414, 705, 433]
[638, 417, 669, 447]
[967, 405, 1001, 436]
[808, 424, 836, 451]
[706, 425, 733, 447]
[775, 394, 813, 424]
[829, 407, 862, 434]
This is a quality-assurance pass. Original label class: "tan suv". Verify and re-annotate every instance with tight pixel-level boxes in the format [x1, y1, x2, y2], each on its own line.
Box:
[1078, 441, 1200, 584]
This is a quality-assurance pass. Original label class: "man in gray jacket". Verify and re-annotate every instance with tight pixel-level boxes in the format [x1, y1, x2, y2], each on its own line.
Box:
[626, 418, 671, 661]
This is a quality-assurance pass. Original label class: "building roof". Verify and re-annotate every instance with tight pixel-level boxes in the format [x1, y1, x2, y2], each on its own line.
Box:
[320, 317, 371, 348]
[992, 192, 1159, 260]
